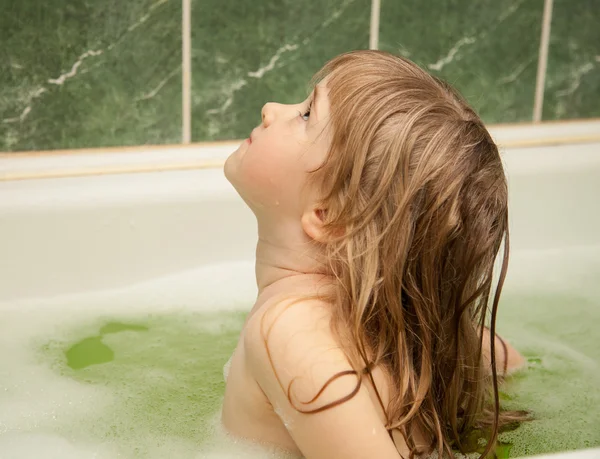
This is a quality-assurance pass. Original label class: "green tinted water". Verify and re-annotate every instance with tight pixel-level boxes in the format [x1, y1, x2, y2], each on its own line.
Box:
[38, 290, 599, 458]
[497, 292, 600, 456]
[41, 312, 246, 455]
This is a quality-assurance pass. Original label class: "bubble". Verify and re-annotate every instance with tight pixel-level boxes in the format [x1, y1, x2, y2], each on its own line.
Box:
[1, 252, 600, 458]
[0, 262, 254, 458]
[495, 245, 600, 456]
[0, 432, 119, 459]
[223, 355, 233, 382]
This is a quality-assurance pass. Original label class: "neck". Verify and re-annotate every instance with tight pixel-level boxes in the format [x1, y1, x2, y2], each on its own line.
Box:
[254, 217, 332, 300]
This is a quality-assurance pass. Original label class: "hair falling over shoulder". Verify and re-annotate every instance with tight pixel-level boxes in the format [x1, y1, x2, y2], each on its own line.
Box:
[276, 50, 529, 458]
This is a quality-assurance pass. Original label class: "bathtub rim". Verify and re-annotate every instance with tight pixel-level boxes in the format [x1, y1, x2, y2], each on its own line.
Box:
[1, 119, 600, 182]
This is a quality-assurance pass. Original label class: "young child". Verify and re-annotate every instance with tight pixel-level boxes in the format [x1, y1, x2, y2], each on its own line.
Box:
[221, 50, 525, 459]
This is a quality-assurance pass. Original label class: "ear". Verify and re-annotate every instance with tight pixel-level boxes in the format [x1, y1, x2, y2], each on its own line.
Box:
[301, 207, 328, 243]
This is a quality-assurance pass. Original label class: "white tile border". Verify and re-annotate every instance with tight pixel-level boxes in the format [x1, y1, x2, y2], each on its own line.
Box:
[369, 0, 381, 50]
[533, 0, 554, 122]
[182, 0, 192, 143]
[1, 120, 599, 182]
[490, 118, 600, 148]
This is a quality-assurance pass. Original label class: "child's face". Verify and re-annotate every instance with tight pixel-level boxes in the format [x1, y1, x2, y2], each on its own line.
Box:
[224, 81, 332, 219]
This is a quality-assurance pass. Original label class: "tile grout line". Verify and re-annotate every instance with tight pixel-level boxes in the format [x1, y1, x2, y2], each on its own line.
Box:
[369, 0, 381, 50]
[182, 0, 192, 143]
[533, 0, 554, 123]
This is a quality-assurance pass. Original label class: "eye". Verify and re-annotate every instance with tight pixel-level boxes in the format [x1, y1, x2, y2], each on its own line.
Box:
[298, 99, 312, 121]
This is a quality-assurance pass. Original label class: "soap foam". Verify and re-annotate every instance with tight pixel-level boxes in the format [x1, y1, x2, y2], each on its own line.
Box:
[0, 261, 261, 458]
[0, 432, 120, 459]
[496, 247, 600, 456]
[194, 413, 302, 459]
[1, 248, 599, 458]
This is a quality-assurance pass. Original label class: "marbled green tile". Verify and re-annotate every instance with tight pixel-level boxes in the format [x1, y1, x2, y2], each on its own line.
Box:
[379, 0, 543, 124]
[0, 0, 181, 152]
[543, 0, 600, 120]
[191, 0, 371, 142]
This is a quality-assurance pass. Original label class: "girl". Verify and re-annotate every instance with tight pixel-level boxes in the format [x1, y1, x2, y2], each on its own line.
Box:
[221, 50, 525, 459]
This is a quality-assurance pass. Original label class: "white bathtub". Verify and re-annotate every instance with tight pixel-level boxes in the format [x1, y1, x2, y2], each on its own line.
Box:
[1, 123, 600, 302]
[1, 122, 599, 458]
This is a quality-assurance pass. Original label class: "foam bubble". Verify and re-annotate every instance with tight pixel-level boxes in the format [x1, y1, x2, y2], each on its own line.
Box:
[0, 261, 255, 458]
[223, 354, 233, 382]
[194, 414, 301, 459]
[496, 247, 600, 456]
[0, 250, 599, 458]
[0, 433, 119, 459]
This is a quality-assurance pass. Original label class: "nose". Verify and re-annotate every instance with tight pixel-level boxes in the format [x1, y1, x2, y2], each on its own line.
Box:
[261, 101, 303, 127]
[261, 102, 276, 127]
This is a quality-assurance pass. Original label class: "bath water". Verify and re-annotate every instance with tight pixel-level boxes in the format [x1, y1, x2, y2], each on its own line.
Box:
[0, 248, 599, 458]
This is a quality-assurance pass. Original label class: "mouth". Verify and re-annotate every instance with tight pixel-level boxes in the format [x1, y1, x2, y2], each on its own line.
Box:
[249, 128, 258, 144]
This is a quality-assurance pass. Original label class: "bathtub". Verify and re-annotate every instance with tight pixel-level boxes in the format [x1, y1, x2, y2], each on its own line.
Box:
[0, 121, 599, 458]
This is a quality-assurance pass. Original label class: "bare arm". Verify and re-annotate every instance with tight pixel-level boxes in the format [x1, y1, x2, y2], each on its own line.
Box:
[482, 327, 526, 376]
[245, 298, 402, 459]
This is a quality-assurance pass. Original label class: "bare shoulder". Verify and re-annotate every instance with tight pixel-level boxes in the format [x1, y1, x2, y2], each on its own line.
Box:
[242, 296, 401, 459]
[243, 296, 334, 352]
[243, 296, 348, 403]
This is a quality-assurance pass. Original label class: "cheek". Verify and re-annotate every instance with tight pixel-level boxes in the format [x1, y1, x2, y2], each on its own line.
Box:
[237, 138, 306, 206]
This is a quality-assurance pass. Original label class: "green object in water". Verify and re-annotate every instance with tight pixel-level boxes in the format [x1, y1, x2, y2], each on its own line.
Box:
[65, 322, 149, 370]
[66, 336, 114, 370]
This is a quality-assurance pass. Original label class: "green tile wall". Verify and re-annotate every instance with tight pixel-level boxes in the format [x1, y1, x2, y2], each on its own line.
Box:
[542, 0, 600, 120]
[191, 0, 371, 142]
[0, 0, 182, 152]
[0, 0, 598, 152]
[379, 0, 544, 124]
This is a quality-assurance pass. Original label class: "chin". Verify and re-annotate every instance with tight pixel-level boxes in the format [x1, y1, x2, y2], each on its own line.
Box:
[224, 156, 248, 204]
[224, 156, 232, 182]
[223, 150, 239, 184]
[224, 139, 249, 182]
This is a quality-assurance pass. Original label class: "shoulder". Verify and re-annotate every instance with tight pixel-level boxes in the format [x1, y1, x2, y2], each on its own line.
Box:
[242, 296, 356, 406]
[244, 295, 333, 349]
[241, 296, 403, 458]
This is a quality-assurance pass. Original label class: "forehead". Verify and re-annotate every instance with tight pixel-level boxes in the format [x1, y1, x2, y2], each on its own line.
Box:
[312, 82, 331, 121]
[313, 79, 330, 100]
[310, 86, 333, 152]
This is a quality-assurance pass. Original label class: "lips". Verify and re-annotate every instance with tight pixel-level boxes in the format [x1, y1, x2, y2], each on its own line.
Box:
[249, 128, 258, 144]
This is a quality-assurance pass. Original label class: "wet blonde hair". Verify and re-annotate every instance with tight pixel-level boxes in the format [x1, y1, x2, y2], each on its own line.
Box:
[268, 50, 525, 458]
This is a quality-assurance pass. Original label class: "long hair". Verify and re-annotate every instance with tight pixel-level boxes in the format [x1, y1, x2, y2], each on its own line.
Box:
[267, 50, 524, 458]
